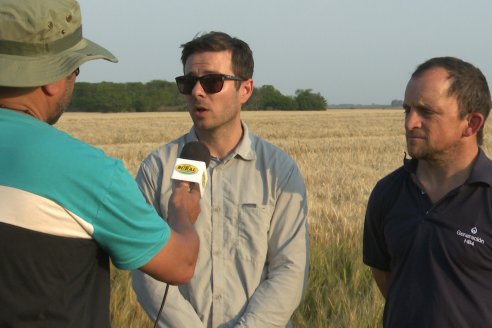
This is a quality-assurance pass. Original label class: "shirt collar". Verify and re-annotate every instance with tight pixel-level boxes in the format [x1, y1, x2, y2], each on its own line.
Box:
[186, 121, 256, 162]
[403, 148, 492, 186]
[233, 121, 256, 161]
[468, 148, 492, 186]
[403, 154, 417, 174]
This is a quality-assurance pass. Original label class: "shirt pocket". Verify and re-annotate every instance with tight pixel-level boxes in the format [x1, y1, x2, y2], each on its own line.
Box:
[237, 204, 273, 264]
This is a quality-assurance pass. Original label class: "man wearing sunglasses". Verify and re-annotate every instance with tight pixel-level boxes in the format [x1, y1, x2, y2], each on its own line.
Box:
[132, 31, 309, 327]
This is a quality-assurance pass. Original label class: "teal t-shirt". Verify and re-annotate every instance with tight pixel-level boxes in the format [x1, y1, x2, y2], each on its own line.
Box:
[0, 109, 169, 269]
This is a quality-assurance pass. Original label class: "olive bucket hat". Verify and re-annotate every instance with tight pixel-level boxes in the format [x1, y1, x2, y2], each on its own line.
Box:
[0, 0, 118, 87]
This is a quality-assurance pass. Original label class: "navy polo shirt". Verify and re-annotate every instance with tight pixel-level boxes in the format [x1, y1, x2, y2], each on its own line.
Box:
[363, 149, 492, 327]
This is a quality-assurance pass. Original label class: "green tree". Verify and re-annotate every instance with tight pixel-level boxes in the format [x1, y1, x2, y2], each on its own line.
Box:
[69, 81, 325, 112]
[390, 99, 403, 107]
[69, 82, 99, 112]
[93, 82, 133, 112]
[70, 80, 185, 112]
[294, 89, 327, 110]
[245, 85, 296, 110]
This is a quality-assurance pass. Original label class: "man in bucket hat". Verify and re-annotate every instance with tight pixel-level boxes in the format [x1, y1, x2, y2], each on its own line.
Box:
[0, 0, 201, 326]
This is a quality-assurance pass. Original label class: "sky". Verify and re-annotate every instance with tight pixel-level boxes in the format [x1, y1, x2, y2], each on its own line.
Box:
[79, 0, 492, 105]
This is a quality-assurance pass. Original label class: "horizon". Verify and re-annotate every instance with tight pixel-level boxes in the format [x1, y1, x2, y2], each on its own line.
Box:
[79, 0, 492, 105]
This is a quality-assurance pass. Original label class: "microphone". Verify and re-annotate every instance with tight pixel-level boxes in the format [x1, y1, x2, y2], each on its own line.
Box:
[171, 141, 211, 196]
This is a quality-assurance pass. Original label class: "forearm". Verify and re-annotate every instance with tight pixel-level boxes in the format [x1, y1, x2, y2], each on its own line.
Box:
[372, 268, 390, 299]
[169, 179, 202, 270]
[140, 182, 201, 284]
[167, 206, 200, 265]
[235, 263, 308, 327]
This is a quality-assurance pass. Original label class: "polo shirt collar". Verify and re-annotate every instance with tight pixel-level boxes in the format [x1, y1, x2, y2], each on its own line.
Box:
[186, 121, 256, 162]
[468, 148, 492, 186]
[403, 154, 417, 174]
[402, 148, 492, 186]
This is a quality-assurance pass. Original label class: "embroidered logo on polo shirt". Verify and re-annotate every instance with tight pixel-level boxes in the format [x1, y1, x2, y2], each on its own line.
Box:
[457, 227, 485, 247]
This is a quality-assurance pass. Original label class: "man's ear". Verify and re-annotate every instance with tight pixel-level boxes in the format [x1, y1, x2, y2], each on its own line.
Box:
[41, 79, 65, 97]
[239, 79, 253, 105]
[463, 112, 485, 137]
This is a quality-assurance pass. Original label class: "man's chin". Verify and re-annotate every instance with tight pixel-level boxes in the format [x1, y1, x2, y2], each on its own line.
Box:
[407, 148, 435, 161]
[47, 112, 63, 125]
[406, 146, 424, 160]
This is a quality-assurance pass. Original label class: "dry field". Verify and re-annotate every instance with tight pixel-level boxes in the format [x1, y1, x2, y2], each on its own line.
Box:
[56, 110, 492, 327]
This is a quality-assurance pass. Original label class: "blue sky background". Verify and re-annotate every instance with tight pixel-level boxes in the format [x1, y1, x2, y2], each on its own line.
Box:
[79, 0, 492, 105]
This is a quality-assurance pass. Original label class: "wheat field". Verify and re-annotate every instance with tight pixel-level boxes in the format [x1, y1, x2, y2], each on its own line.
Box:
[56, 109, 492, 327]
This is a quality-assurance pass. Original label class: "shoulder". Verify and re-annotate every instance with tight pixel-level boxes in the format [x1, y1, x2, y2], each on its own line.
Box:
[375, 166, 407, 189]
[23, 122, 121, 178]
[369, 166, 408, 206]
[249, 132, 298, 169]
[248, 132, 305, 190]
[469, 148, 492, 185]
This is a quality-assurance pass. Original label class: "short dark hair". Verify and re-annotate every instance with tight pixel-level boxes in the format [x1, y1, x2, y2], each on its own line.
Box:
[180, 31, 254, 81]
[412, 56, 491, 145]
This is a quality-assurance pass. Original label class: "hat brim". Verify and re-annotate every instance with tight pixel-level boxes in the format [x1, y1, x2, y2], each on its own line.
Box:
[0, 38, 118, 87]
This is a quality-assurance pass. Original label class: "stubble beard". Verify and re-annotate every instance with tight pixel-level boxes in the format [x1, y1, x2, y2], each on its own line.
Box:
[191, 108, 240, 137]
[406, 138, 461, 163]
[47, 84, 73, 125]
[407, 138, 430, 160]
[47, 102, 65, 125]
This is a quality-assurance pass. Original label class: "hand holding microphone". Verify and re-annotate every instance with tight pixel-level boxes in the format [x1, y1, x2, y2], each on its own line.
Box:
[168, 141, 211, 225]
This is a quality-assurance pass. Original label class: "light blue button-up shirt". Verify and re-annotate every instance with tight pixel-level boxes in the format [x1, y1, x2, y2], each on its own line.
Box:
[132, 122, 309, 327]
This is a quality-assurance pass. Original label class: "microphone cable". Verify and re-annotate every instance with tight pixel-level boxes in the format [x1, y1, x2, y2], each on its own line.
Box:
[153, 283, 170, 328]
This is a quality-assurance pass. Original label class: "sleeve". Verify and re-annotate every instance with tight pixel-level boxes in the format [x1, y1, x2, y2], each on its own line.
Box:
[92, 160, 170, 270]
[236, 165, 309, 327]
[133, 156, 204, 327]
[362, 181, 391, 271]
[135, 159, 164, 218]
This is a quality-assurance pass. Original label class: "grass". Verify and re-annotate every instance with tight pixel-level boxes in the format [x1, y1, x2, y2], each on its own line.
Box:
[57, 109, 491, 327]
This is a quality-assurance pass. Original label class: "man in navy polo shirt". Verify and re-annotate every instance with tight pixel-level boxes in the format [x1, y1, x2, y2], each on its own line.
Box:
[363, 57, 492, 327]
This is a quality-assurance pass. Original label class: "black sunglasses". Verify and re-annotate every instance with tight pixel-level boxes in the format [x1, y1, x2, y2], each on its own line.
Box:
[175, 74, 244, 95]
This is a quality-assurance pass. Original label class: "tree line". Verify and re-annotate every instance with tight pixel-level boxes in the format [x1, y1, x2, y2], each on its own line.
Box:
[69, 80, 327, 112]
